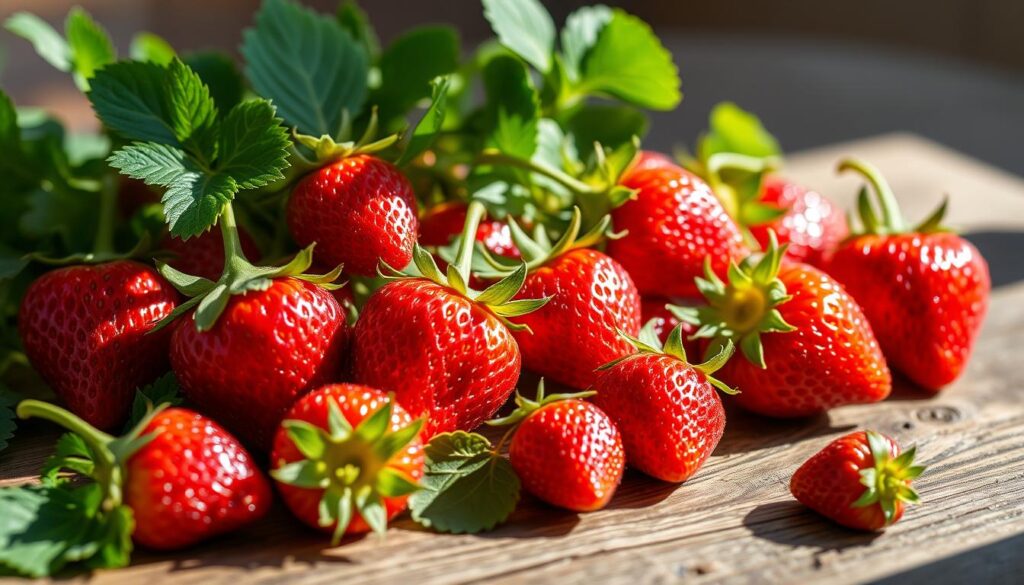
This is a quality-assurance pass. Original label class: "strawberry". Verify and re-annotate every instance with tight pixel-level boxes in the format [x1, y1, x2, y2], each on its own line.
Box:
[419, 201, 521, 259]
[488, 381, 624, 512]
[591, 324, 735, 483]
[160, 204, 348, 450]
[161, 227, 261, 281]
[628, 150, 682, 175]
[271, 384, 424, 543]
[825, 159, 990, 390]
[19, 260, 178, 430]
[171, 277, 348, 449]
[18, 400, 271, 550]
[288, 127, 419, 276]
[688, 103, 846, 266]
[489, 210, 641, 389]
[790, 430, 925, 531]
[608, 162, 750, 298]
[675, 233, 891, 417]
[747, 176, 847, 266]
[352, 202, 548, 438]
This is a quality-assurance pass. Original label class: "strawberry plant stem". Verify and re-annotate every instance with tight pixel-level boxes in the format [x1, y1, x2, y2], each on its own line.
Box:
[219, 202, 250, 270]
[476, 150, 597, 196]
[454, 201, 487, 280]
[838, 158, 906, 232]
[91, 175, 118, 256]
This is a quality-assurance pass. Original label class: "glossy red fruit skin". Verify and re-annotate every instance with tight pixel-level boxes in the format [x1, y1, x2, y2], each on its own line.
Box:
[790, 431, 903, 531]
[609, 166, 750, 298]
[288, 155, 419, 276]
[511, 249, 641, 389]
[127, 408, 271, 550]
[510, 400, 625, 512]
[749, 176, 848, 267]
[19, 261, 178, 431]
[352, 279, 521, 438]
[170, 278, 348, 449]
[826, 233, 989, 391]
[592, 354, 725, 483]
[721, 263, 891, 417]
[271, 384, 424, 535]
[162, 228, 261, 281]
[419, 202, 521, 259]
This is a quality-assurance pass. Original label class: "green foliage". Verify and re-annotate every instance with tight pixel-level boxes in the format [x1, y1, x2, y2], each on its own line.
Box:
[409, 431, 520, 534]
[5, 7, 116, 91]
[124, 373, 182, 431]
[483, 55, 539, 159]
[129, 32, 176, 65]
[337, 1, 379, 58]
[482, 0, 555, 73]
[372, 26, 459, 130]
[242, 0, 368, 138]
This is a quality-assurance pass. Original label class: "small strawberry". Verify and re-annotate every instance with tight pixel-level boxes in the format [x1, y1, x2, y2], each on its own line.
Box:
[19, 260, 178, 430]
[485, 209, 641, 389]
[161, 226, 261, 281]
[608, 160, 750, 298]
[271, 384, 424, 543]
[674, 232, 891, 417]
[791, 430, 925, 531]
[591, 324, 735, 483]
[287, 124, 418, 276]
[826, 159, 990, 390]
[487, 380, 624, 512]
[419, 201, 521, 259]
[352, 201, 549, 438]
[18, 400, 271, 550]
[687, 102, 847, 266]
[161, 204, 348, 450]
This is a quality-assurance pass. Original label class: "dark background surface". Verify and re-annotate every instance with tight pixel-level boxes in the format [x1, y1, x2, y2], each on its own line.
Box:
[1, 0, 1022, 175]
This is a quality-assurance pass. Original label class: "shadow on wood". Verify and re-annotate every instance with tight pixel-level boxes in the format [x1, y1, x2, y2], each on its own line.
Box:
[742, 500, 881, 551]
[873, 531, 1024, 585]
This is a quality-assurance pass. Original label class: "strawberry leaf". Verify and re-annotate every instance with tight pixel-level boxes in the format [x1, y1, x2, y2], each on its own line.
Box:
[124, 373, 181, 431]
[483, 55, 539, 159]
[396, 76, 450, 167]
[559, 5, 612, 82]
[566, 104, 648, 154]
[183, 52, 244, 113]
[216, 100, 291, 190]
[409, 431, 520, 534]
[0, 484, 133, 577]
[700, 102, 781, 160]
[337, 0, 379, 59]
[482, 0, 555, 73]
[575, 9, 680, 111]
[4, 13, 72, 74]
[64, 7, 116, 90]
[242, 0, 368, 138]
[130, 32, 176, 65]
[372, 26, 459, 129]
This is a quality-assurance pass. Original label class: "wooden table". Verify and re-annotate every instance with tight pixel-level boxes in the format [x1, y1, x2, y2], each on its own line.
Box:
[3, 134, 1023, 584]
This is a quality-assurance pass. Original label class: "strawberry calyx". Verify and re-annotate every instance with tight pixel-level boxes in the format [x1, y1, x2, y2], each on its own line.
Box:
[289, 107, 401, 171]
[599, 322, 738, 395]
[272, 396, 423, 545]
[379, 200, 550, 332]
[852, 431, 926, 525]
[475, 139, 640, 230]
[477, 207, 614, 278]
[155, 202, 343, 332]
[486, 379, 595, 429]
[16, 399, 168, 513]
[839, 157, 950, 236]
[670, 230, 796, 369]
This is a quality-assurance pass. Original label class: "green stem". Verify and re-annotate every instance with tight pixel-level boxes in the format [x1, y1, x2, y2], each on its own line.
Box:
[17, 400, 115, 466]
[706, 153, 782, 177]
[838, 158, 906, 232]
[92, 175, 118, 256]
[454, 201, 487, 282]
[219, 202, 250, 272]
[477, 149, 597, 197]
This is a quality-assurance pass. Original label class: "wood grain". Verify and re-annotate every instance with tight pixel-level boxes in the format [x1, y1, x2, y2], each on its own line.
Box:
[1, 134, 1023, 584]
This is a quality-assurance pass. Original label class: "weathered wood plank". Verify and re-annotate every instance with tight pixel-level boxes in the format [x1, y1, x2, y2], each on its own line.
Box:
[1, 134, 1022, 584]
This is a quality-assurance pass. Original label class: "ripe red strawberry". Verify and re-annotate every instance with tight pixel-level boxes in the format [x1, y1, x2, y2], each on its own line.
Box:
[747, 176, 847, 266]
[628, 150, 682, 175]
[608, 163, 750, 298]
[288, 154, 418, 276]
[271, 384, 424, 543]
[676, 233, 891, 417]
[19, 260, 178, 430]
[171, 277, 348, 449]
[352, 202, 548, 438]
[419, 201, 521, 259]
[161, 227, 261, 281]
[18, 400, 271, 550]
[791, 430, 924, 531]
[825, 159, 990, 390]
[489, 381, 624, 511]
[591, 324, 735, 483]
[494, 211, 641, 389]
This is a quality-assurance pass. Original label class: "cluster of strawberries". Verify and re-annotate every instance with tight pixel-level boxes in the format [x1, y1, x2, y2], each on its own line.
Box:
[0, 0, 991, 575]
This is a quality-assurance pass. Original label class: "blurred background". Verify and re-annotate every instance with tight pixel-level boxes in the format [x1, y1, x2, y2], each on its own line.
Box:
[1, 0, 1022, 174]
